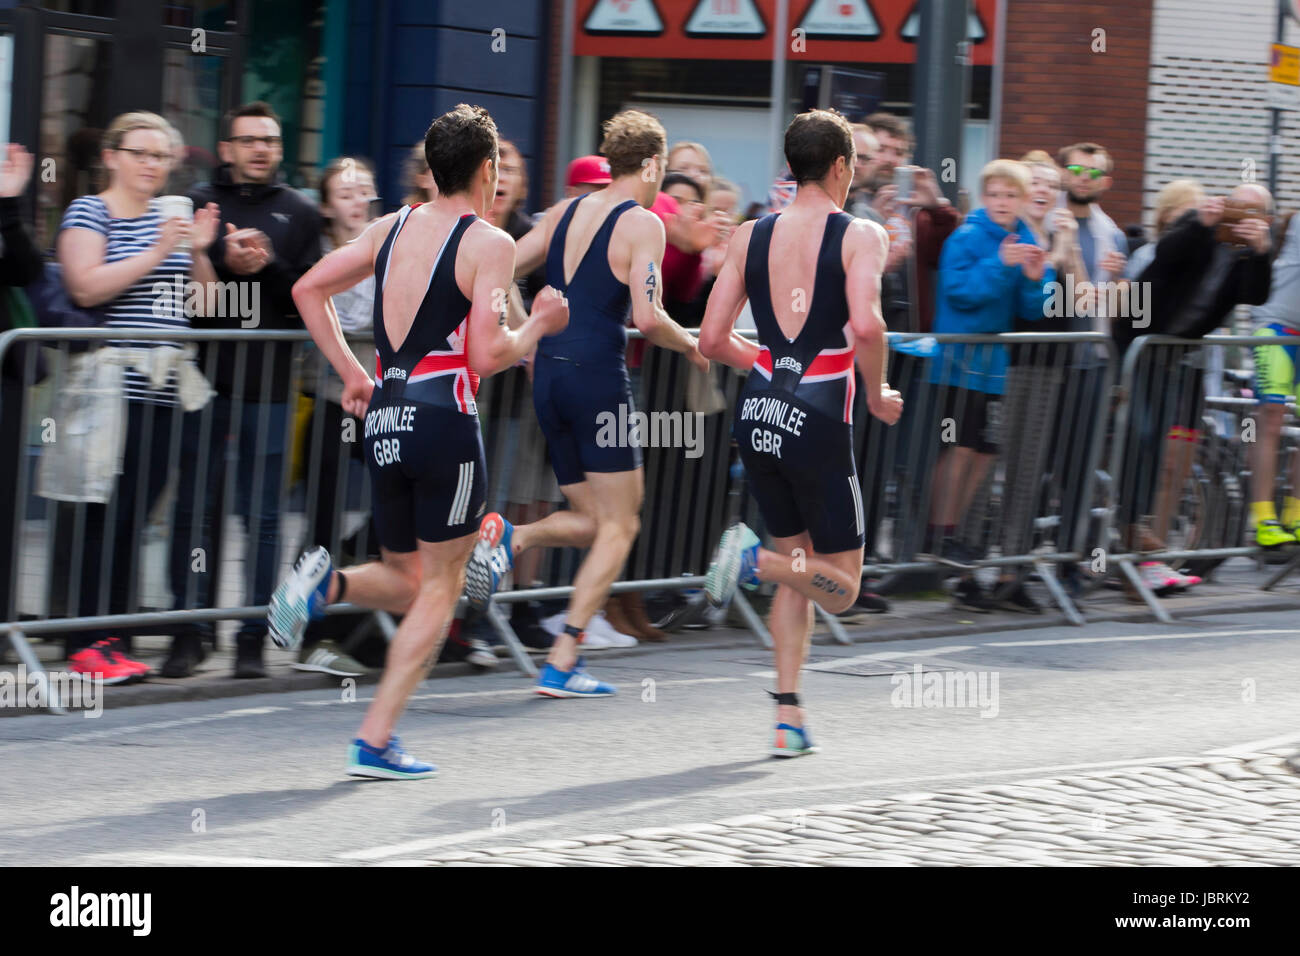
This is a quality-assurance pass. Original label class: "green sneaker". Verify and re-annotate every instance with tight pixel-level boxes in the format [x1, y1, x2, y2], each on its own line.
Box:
[1255, 519, 1297, 549]
[771, 723, 819, 758]
[292, 639, 367, 677]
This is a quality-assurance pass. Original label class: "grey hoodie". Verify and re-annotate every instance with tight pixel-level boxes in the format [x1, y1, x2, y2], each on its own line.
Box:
[1252, 213, 1300, 331]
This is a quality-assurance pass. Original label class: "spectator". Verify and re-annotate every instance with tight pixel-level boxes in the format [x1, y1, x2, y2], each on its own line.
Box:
[666, 141, 713, 190]
[859, 112, 961, 333]
[402, 141, 437, 205]
[1249, 205, 1300, 549]
[57, 111, 220, 681]
[165, 100, 322, 678]
[659, 171, 710, 315]
[292, 155, 379, 677]
[845, 123, 881, 222]
[993, 152, 1084, 612]
[1056, 142, 1127, 304]
[0, 145, 42, 625]
[564, 155, 611, 198]
[1117, 183, 1272, 597]
[925, 159, 1055, 612]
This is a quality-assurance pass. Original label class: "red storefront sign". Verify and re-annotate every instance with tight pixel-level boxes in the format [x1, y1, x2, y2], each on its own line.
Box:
[577, 0, 998, 66]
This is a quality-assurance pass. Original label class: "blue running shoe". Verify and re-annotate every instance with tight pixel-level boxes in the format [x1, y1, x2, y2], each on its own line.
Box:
[771, 723, 819, 758]
[705, 523, 761, 606]
[464, 513, 514, 611]
[535, 661, 617, 698]
[268, 546, 332, 651]
[346, 736, 438, 780]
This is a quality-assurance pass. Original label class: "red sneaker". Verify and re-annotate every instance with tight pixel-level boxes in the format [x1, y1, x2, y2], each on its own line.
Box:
[69, 641, 137, 684]
[103, 637, 150, 678]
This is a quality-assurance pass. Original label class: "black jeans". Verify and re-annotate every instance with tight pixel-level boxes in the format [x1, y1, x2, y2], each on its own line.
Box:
[169, 394, 288, 643]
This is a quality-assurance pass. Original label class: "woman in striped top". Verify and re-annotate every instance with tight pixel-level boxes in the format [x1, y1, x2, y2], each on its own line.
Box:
[56, 111, 220, 681]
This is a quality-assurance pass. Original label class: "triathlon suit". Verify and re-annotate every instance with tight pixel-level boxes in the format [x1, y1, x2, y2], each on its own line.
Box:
[735, 211, 865, 554]
[365, 204, 486, 550]
[533, 193, 642, 485]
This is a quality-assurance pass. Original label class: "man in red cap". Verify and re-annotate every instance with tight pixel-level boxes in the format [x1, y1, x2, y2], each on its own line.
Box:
[565, 155, 611, 197]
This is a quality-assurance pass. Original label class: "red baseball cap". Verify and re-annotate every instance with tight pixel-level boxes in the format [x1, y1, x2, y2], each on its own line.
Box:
[566, 155, 612, 188]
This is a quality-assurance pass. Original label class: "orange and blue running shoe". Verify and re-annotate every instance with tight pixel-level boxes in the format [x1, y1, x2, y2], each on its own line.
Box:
[464, 513, 513, 611]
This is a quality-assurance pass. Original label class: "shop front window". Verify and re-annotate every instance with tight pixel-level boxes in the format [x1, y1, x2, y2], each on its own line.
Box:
[37, 32, 113, 247]
[162, 47, 226, 194]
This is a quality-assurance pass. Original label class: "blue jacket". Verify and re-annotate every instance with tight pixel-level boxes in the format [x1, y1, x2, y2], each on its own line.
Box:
[930, 208, 1055, 394]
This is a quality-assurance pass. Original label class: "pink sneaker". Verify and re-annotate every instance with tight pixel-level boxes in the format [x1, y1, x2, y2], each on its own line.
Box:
[1138, 561, 1179, 595]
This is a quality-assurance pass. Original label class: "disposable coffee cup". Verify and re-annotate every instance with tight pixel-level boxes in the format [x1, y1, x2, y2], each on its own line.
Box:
[157, 194, 194, 250]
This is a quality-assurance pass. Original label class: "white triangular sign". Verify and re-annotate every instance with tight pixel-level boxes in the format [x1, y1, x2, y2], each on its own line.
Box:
[901, 5, 986, 41]
[584, 0, 664, 35]
[686, 0, 766, 37]
[799, 0, 881, 39]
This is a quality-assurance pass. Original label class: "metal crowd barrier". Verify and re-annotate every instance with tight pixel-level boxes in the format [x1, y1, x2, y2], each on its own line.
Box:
[1103, 334, 1300, 622]
[12, 326, 1288, 711]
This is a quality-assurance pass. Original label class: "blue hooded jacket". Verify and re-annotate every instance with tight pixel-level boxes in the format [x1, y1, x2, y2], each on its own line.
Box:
[929, 208, 1055, 394]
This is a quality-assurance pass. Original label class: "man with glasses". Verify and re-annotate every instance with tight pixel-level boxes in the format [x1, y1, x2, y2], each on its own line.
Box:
[164, 101, 323, 679]
[1039, 143, 1127, 598]
[1058, 143, 1127, 285]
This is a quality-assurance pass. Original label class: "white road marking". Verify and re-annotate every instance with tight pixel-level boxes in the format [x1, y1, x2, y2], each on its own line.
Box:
[983, 628, 1300, 648]
[35, 705, 293, 743]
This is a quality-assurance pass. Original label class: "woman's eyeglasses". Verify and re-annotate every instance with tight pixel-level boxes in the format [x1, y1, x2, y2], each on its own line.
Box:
[1065, 164, 1106, 180]
[115, 147, 173, 165]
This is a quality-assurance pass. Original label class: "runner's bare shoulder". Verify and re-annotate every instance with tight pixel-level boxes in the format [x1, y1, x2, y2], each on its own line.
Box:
[843, 215, 888, 265]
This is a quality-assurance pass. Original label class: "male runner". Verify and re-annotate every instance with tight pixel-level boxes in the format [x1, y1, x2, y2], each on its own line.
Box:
[463, 109, 708, 698]
[269, 104, 568, 778]
[697, 109, 903, 757]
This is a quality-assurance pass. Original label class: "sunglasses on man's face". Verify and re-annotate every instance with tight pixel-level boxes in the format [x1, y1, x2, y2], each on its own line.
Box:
[1066, 164, 1106, 180]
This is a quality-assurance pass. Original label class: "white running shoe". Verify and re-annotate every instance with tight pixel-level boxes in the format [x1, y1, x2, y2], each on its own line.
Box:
[706, 523, 761, 606]
[585, 611, 638, 648]
[268, 547, 333, 651]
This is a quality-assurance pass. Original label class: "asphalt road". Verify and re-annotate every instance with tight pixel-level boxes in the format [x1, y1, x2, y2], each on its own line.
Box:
[3, 610, 1298, 866]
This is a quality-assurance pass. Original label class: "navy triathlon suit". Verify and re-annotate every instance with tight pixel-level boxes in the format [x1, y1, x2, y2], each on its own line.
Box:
[534, 193, 642, 485]
[735, 211, 865, 555]
[365, 204, 487, 550]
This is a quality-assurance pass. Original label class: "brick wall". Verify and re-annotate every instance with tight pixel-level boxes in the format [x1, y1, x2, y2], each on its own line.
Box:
[998, 0, 1153, 226]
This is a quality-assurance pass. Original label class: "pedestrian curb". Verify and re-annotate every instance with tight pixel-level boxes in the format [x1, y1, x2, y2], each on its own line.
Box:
[7, 591, 1300, 717]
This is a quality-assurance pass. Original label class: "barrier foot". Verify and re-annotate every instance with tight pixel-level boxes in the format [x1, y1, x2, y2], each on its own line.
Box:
[1034, 559, 1084, 626]
[732, 591, 773, 649]
[1261, 548, 1300, 591]
[816, 604, 853, 645]
[486, 603, 538, 678]
[1117, 558, 1173, 623]
[7, 630, 66, 715]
